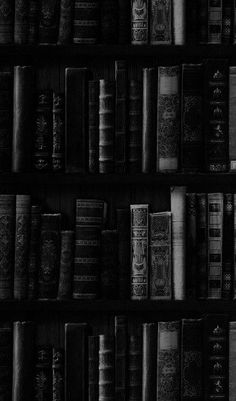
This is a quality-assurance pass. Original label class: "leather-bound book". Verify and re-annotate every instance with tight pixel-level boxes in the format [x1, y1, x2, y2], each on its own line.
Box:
[89, 80, 99, 174]
[99, 335, 114, 401]
[128, 80, 142, 173]
[58, 0, 74, 44]
[181, 319, 203, 401]
[52, 93, 65, 172]
[115, 316, 127, 401]
[118, 0, 130, 44]
[149, 212, 172, 300]
[150, 0, 172, 44]
[142, 68, 156, 173]
[12, 321, 35, 401]
[208, 0, 222, 43]
[130, 204, 149, 300]
[116, 209, 130, 299]
[222, 0, 232, 43]
[0, 194, 15, 300]
[0, 71, 13, 172]
[99, 80, 115, 174]
[181, 64, 204, 172]
[28, 0, 39, 43]
[100, 230, 118, 299]
[28, 205, 41, 299]
[131, 0, 148, 44]
[198, 0, 208, 43]
[65, 68, 89, 173]
[52, 348, 64, 401]
[229, 66, 236, 171]
[33, 91, 53, 171]
[100, 0, 118, 43]
[196, 193, 208, 299]
[0, 323, 12, 401]
[88, 336, 99, 401]
[14, 194, 31, 300]
[234, 2, 236, 43]
[186, 194, 197, 299]
[115, 60, 127, 174]
[12, 66, 34, 173]
[186, 0, 198, 43]
[157, 66, 180, 172]
[39, 0, 60, 43]
[38, 213, 61, 299]
[173, 0, 186, 44]
[73, 0, 99, 44]
[222, 194, 233, 299]
[229, 322, 236, 400]
[142, 323, 157, 401]
[34, 346, 52, 401]
[0, 0, 14, 43]
[14, 0, 29, 44]
[128, 334, 142, 401]
[233, 195, 236, 299]
[57, 230, 74, 300]
[65, 323, 88, 401]
[157, 321, 180, 401]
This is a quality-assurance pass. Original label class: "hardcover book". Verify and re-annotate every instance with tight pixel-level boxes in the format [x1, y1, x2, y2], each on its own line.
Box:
[142, 323, 157, 401]
[115, 316, 127, 401]
[28, 205, 41, 299]
[229, 321, 236, 400]
[88, 336, 99, 401]
[39, 0, 60, 43]
[173, 0, 186, 44]
[198, 0, 208, 43]
[186, 193, 197, 298]
[128, 80, 142, 173]
[14, 0, 29, 44]
[52, 348, 64, 401]
[0, 71, 13, 172]
[28, 0, 39, 44]
[150, 0, 172, 44]
[52, 92, 65, 171]
[100, 230, 118, 299]
[131, 0, 149, 44]
[73, 0, 99, 44]
[58, 0, 74, 44]
[234, 1, 236, 43]
[142, 68, 156, 173]
[196, 193, 208, 299]
[0, 0, 14, 43]
[186, 0, 198, 43]
[117, 209, 130, 299]
[57, 230, 74, 300]
[222, 193, 233, 299]
[99, 335, 114, 401]
[115, 60, 127, 174]
[233, 194, 236, 299]
[208, 0, 222, 43]
[118, 0, 130, 43]
[0, 322, 12, 401]
[229, 66, 236, 171]
[34, 346, 52, 401]
[222, 0, 232, 43]
[128, 334, 142, 401]
[100, 0, 118, 43]
[89, 80, 99, 174]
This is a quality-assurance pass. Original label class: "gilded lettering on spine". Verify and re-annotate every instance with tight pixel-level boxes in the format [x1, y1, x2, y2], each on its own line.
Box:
[131, 0, 149, 44]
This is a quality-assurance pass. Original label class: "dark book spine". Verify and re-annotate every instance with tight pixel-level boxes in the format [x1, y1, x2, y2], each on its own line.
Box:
[198, 0, 208, 43]
[28, 205, 41, 299]
[0, 323, 12, 401]
[12, 66, 34, 173]
[118, 0, 130, 44]
[73, 0, 99, 44]
[14, 195, 31, 300]
[88, 336, 99, 401]
[57, 230, 74, 300]
[128, 80, 142, 173]
[186, 0, 198, 43]
[12, 321, 35, 401]
[28, 0, 39, 43]
[34, 346, 52, 401]
[128, 334, 142, 401]
[208, 0, 222, 43]
[116, 209, 130, 299]
[115, 60, 127, 174]
[100, 0, 118, 43]
[33, 91, 53, 171]
[142, 323, 157, 401]
[52, 348, 64, 401]
[52, 92, 65, 172]
[99, 80, 115, 174]
[39, 0, 60, 44]
[196, 193, 208, 299]
[0, 0, 14, 43]
[65, 323, 88, 401]
[65, 68, 88, 173]
[100, 230, 118, 299]
[222, 193, 234, 299]
[89, 80, 99, 174]
[0, 71, 13, 172]
[131, 0, 148, 44]
[14, 0, 29, 44]
[150, 0, 172, 44]
[142, 68, 156, 173]
[38, 213, 61, 299]
[222, 0, 232, 43]
[186, 193, 197, 299]
[58, 0, 74, 44]
[99, 335, 114, 401]
[115, 316, 127, 401]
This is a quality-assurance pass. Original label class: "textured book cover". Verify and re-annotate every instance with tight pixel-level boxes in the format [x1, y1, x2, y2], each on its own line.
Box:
[229, 66, 236, 171]
[128, 334, 142, 401]
[14, 0, 29, 44]
[128, 80, 142, 173]
[142, 68, 156, 173]
[222, 194, 233, 299]
[186, 0, 198, 43]
[170, 186, 186, 300]
[130, 204, 149, 300]
[131, 0, 148, 44]
[157, 66, 180, 172]
[99, 335, 114, 401]
[73, 0, 99, 44]
[88, 336, 99, 401]
[118, 0, 130, 43]
[233, 194, 236, 299]
[89, 80, 99, 174]
[0, 71, 13, 172]
[58, 0, 74, 44]
[100, 230, 118, 299]
[28, 0, 39, 44]
[0, 0, 14, 43]
[39, 0, 60, 43]
[34, 346, 52, 401]
[52, 348, 64, 401]
[149, 212, 172, 300]
[115, 316, 127, 401]
[234, 1, 236, 43]
[65, 68, 89, 173]
[28, 205, 41, 299]
[150, 0, 172, 44]
[229, 321, 236, 401]
[208, 0, 222, 43]
[186, 194, 197, 299]
[198, 0, 208, 43]
[14, 194, 31, 300]
[173, 0, 186, 44]
[142, 323, 157, 401]
[0, 322, 12, 401]
[115, 60, 127, 174]
[196, 193, 208, 299]
[117, 209, 130, 299]
[100, 0, 118, 43]
[57, 230, 74, 300]
[38, 213, 61, 299]
[222, 0, 232, 43]
[207, 193, 223, 299]
[157, 321, 180, 401]
[52, 92, 65, 171]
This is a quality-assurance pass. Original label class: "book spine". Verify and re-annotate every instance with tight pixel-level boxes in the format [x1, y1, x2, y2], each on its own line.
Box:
[14, 194, 31, 300]
[65, 68, 88, 173]
[222, 0, 232, 43]
[57, 0, 74, 44]
[34, 346, 52, 401]
[142, 68, 156, 173]
[149, 212, 172, 300]
[89, 80, 99, 174]
[99, 335, 114, 401]
[14, 0, 29, 44]
[118, 0, 130, 44]
[229, 321, 236, 401]
[88, 336, 99, 401]
[157, 321, 180, 401]
[99, 80, 115, 174]
[157, 66, 180, 172]
[52, 92, 65, 172]
[208, 0, 222, 43]
[0, 0, 14, 43]
[128, 80, 142, 173]
[57, 230, 74, 299]
[128, 334, 142, 401]
[0, 323, 12, 400]
[115, 60, 127, 174]
[0, 71, 13, 172]
[115, 316, 127, 401]
[130, 204, 149, 300]
[233, 194, 236, 299]
[117, 209, 130, 299]
[186, 193, 197, 299]
[28, 0, 39, 43]
[131, 0, 148, 44]
[39, 0, 60, 44]
[234, 0, 236, 43]
[222, 193, 233, 299]
[52, 348, 64, 401]
[173, 0, 186, 44]
[38, 213, 61, 299]
[100, 0, 118, 44]
[73, 0, 99, 44]
[196, 193, 208, 299]
[186, 0, 198, 43]
[101, 230, 118, 299]
[170, 186, 186, 300]
[229, 66, 236, 171]
[142, 323, 157, 401]
[198, 0, 208, 43]
[150, 0, 172, 44]
[12, 66, 34, 173]
[28, 205, 41, 299]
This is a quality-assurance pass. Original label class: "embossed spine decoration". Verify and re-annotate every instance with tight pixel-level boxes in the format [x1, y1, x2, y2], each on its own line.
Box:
[130, 204, 149, 300]
[39, 0, 60, 44]
[229, 67, 236, 171]
[58, 0, 74, 44]
[100, 230, 118, 299]
[222, 194, 233, 299]
[14, 0, 29, 44]
[28, 205, 41, 299]
[128, 334, 142, 401]
[131, 0, 149, 44]
[117, 209, 130, 299]
[208, 0, 222, 43]
[28, 0, 39, 43]
[99, 335, 114, 401]
[222, 0, 232, 43]
[149, 212, 172, 300]
[142, 323, 157, 401]
[34, 346, 52, 401]
[142, 68, 156, 173]
[115, 316, 127, 401]
[0, 71, 13, 172]
[100, 0, 118, 43]
[0, 0, 14, 43]
[173, 0, 185, 44]
[157, 66, 180, 172]
[150, 0, 172, 44]
[52, 92, 65, 171]
[128, 80, 142, 173]
[73, 0, 99, 44]
[115, 60, 127, 174]
[196, 193, 208, 299]
[14, 195, 31, 300]
[52, 348, 64, 401]
[229, 321, 236, 401]
[89, 336, 99, 401]
[57, 230, 74, 299]
[186, 193, 197, 299]
[89, 80, 99, 173]
[0, 323, 12, 401]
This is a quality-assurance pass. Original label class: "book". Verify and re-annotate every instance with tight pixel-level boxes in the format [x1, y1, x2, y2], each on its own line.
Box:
[12, 66, 34, 173]
[222, 194, 233, 299]
[229, 66, 236, 171]
[186, 0, 198, 43]
[34, 346, 52, 400]
[28, 205, 41, 299]
[149, 212, 172, 300]
[28, 0, 39, 44]
[100, 0, 118, 43]
[208, 0, 222, 43]
[118, 0, 130, 44]
[186, 193, 197, 299]
[14, 0, 29, 44]
[150, 0, 172, 44]
[52, 348, 64, 401]
[128, 334, 142, 401]
[0, 323, 12, 401]
[130, 204, 149, 300]
[39, 0, 60, 44]
[89, 80, 99, 174]
[38, 213, 61, 299]
[157, 66, 180, 172]
[88, 336, 99, 401]
[207, 193, 224, 299]
[73, 0, 99, 44]
[131, 0, 149, 44]
[99, 335, 114, 401]
[14, 195, 31, 300]
[234, 1, 236, 44]
[58, 0, 74, 44]
[116, 209, 130, 299]
[128, 80, 142, 173]
[0, 71, 13, 172]
[173, 0, 185, 44]
[99, 80, 115, 174]
[142, 323, 157, 401]
[57, 230, 74, 299]
[229, 321, 236, 401]
[100, 230, 118, 299]
[115, 60, 127, 174]
[65, 68, 89, 173]
[0, 0, 14, 43]
[52, 92, 65, 171]
[222, 0, 232, 43]
[115, 316, 127, 401]
[196, 193, 208, 299]
[170, 186, 186, 300]
[142, 68, 156, 173]
[198, 0, 208, 43]
[233, 194, 236, 299]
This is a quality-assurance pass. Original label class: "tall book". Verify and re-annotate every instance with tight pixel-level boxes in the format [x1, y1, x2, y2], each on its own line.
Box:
[14, 194, 31, 300]
[39, 0, 60, 43]
[229, 321, 236, 401]
[173, 0, 185, 44]
[131, 0, 148, 44]
[115, 316, 127, 401]
[157, 321, 180, 401]
[130, 204, 149, 300]
[28, 0, 39, 44]
[65, 68, 89, 173]
[234, 1, 236, 44]
[0, 0, 14, 43]
[34, 346, 52, 401]
[207, 193, 223, 299]
[149, 212, 172, 300]
[89, 80, 99, 174]
[28, 205, 41, 299]
[186, 0, 198, 43]
[118, 0, 130, 44]
[233, 194, 236, 299]
[14, 0, 29, 44]
[0, 71, 13, 172]
[88, 336, 99, 401]
[0, 194, 15, 300]
[128, 334, 142, 401]
[58, 0, 74, 44]
[73, 0, 99, 44]
[52, 92, 65, 171]
[186, 193, 197, 299]
[57, 230, 74, 300]
[142, 323, 157, 401]
[52, 348, 64, 401]
[128, 80, 142, 173]
[229, 66, 236, 171]
[150, 0, 172, 44]
[196, 193, 208, 299]
[198, 0, 208, 43]
[100, 0, 118, 43]
[208, 0, 222, 43]
[142, 68, 156, 173]
[170, 186, 186, 300]
[222, 194, 233, 299]
[0, 323, 12, 401]
[99, 335, 114, 401]
[117, 209, 130, 299]
[115, 60, 127, 174]
[157, 66, 180, 172]
[222, 0, 232, 43]
[100, 230, 118, 299]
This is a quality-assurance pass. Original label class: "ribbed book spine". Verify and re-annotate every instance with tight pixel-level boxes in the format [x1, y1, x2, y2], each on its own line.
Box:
[39, 0, 60, 43]
[150, 0, 172, 44]
[142, 323, 157, 401]
[100, 230, 118, 299]
[52, 92, 65, 172]
[196, 193, 208, 299]
[0, 71, 13, 172]
[149, 212, 172, 300]
[130, 204, 149, 300]
[186, 0, 198, 43]
[186, 193, 197, 298]
[89, 80, 99, 174]
[73, 0, 99, 44]
[128, 80, 142, 173]
[57, 230, 74, 299]
[0, 323, 12, 400]
[88, 336, 99, 401]
[28, 205, 41, 299]
[222, 194, 233, 299]
[142, 68, 156, 173]
[28, 0, 39, 44]
[222, 0, 232, 43]
[115, 60, 127, 174]
[131, 0, 148, 44]
[207, 193, 223, 299]
[229, 321, 236, 401]
[117, 209, 130, 299]
[208, 0, 222, 43]
[128, 334, 142, 401]
[198, 0, 208, 43]
[99, 335, 114, 401]
[0, 0, 14, 43]
[157, 66, 180, 172]
[34, 346, 52, 401]
[229, 66, 236, 171]
[100, 0, 118, 43]
[118, 0, 130, 43]
[14, 0, 29, 44]
[52, 348, 64, 401]
[57, 0, 74, 44]
[173, 0, 185, 44]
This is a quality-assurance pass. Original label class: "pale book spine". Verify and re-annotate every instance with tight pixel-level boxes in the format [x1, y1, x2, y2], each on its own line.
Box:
[208, 0, 222, 43]
[170, 186, 186, 300]
[229, 322, 236, 401]
[173, 0, 186, 44]
[229, 66, 236, 171]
